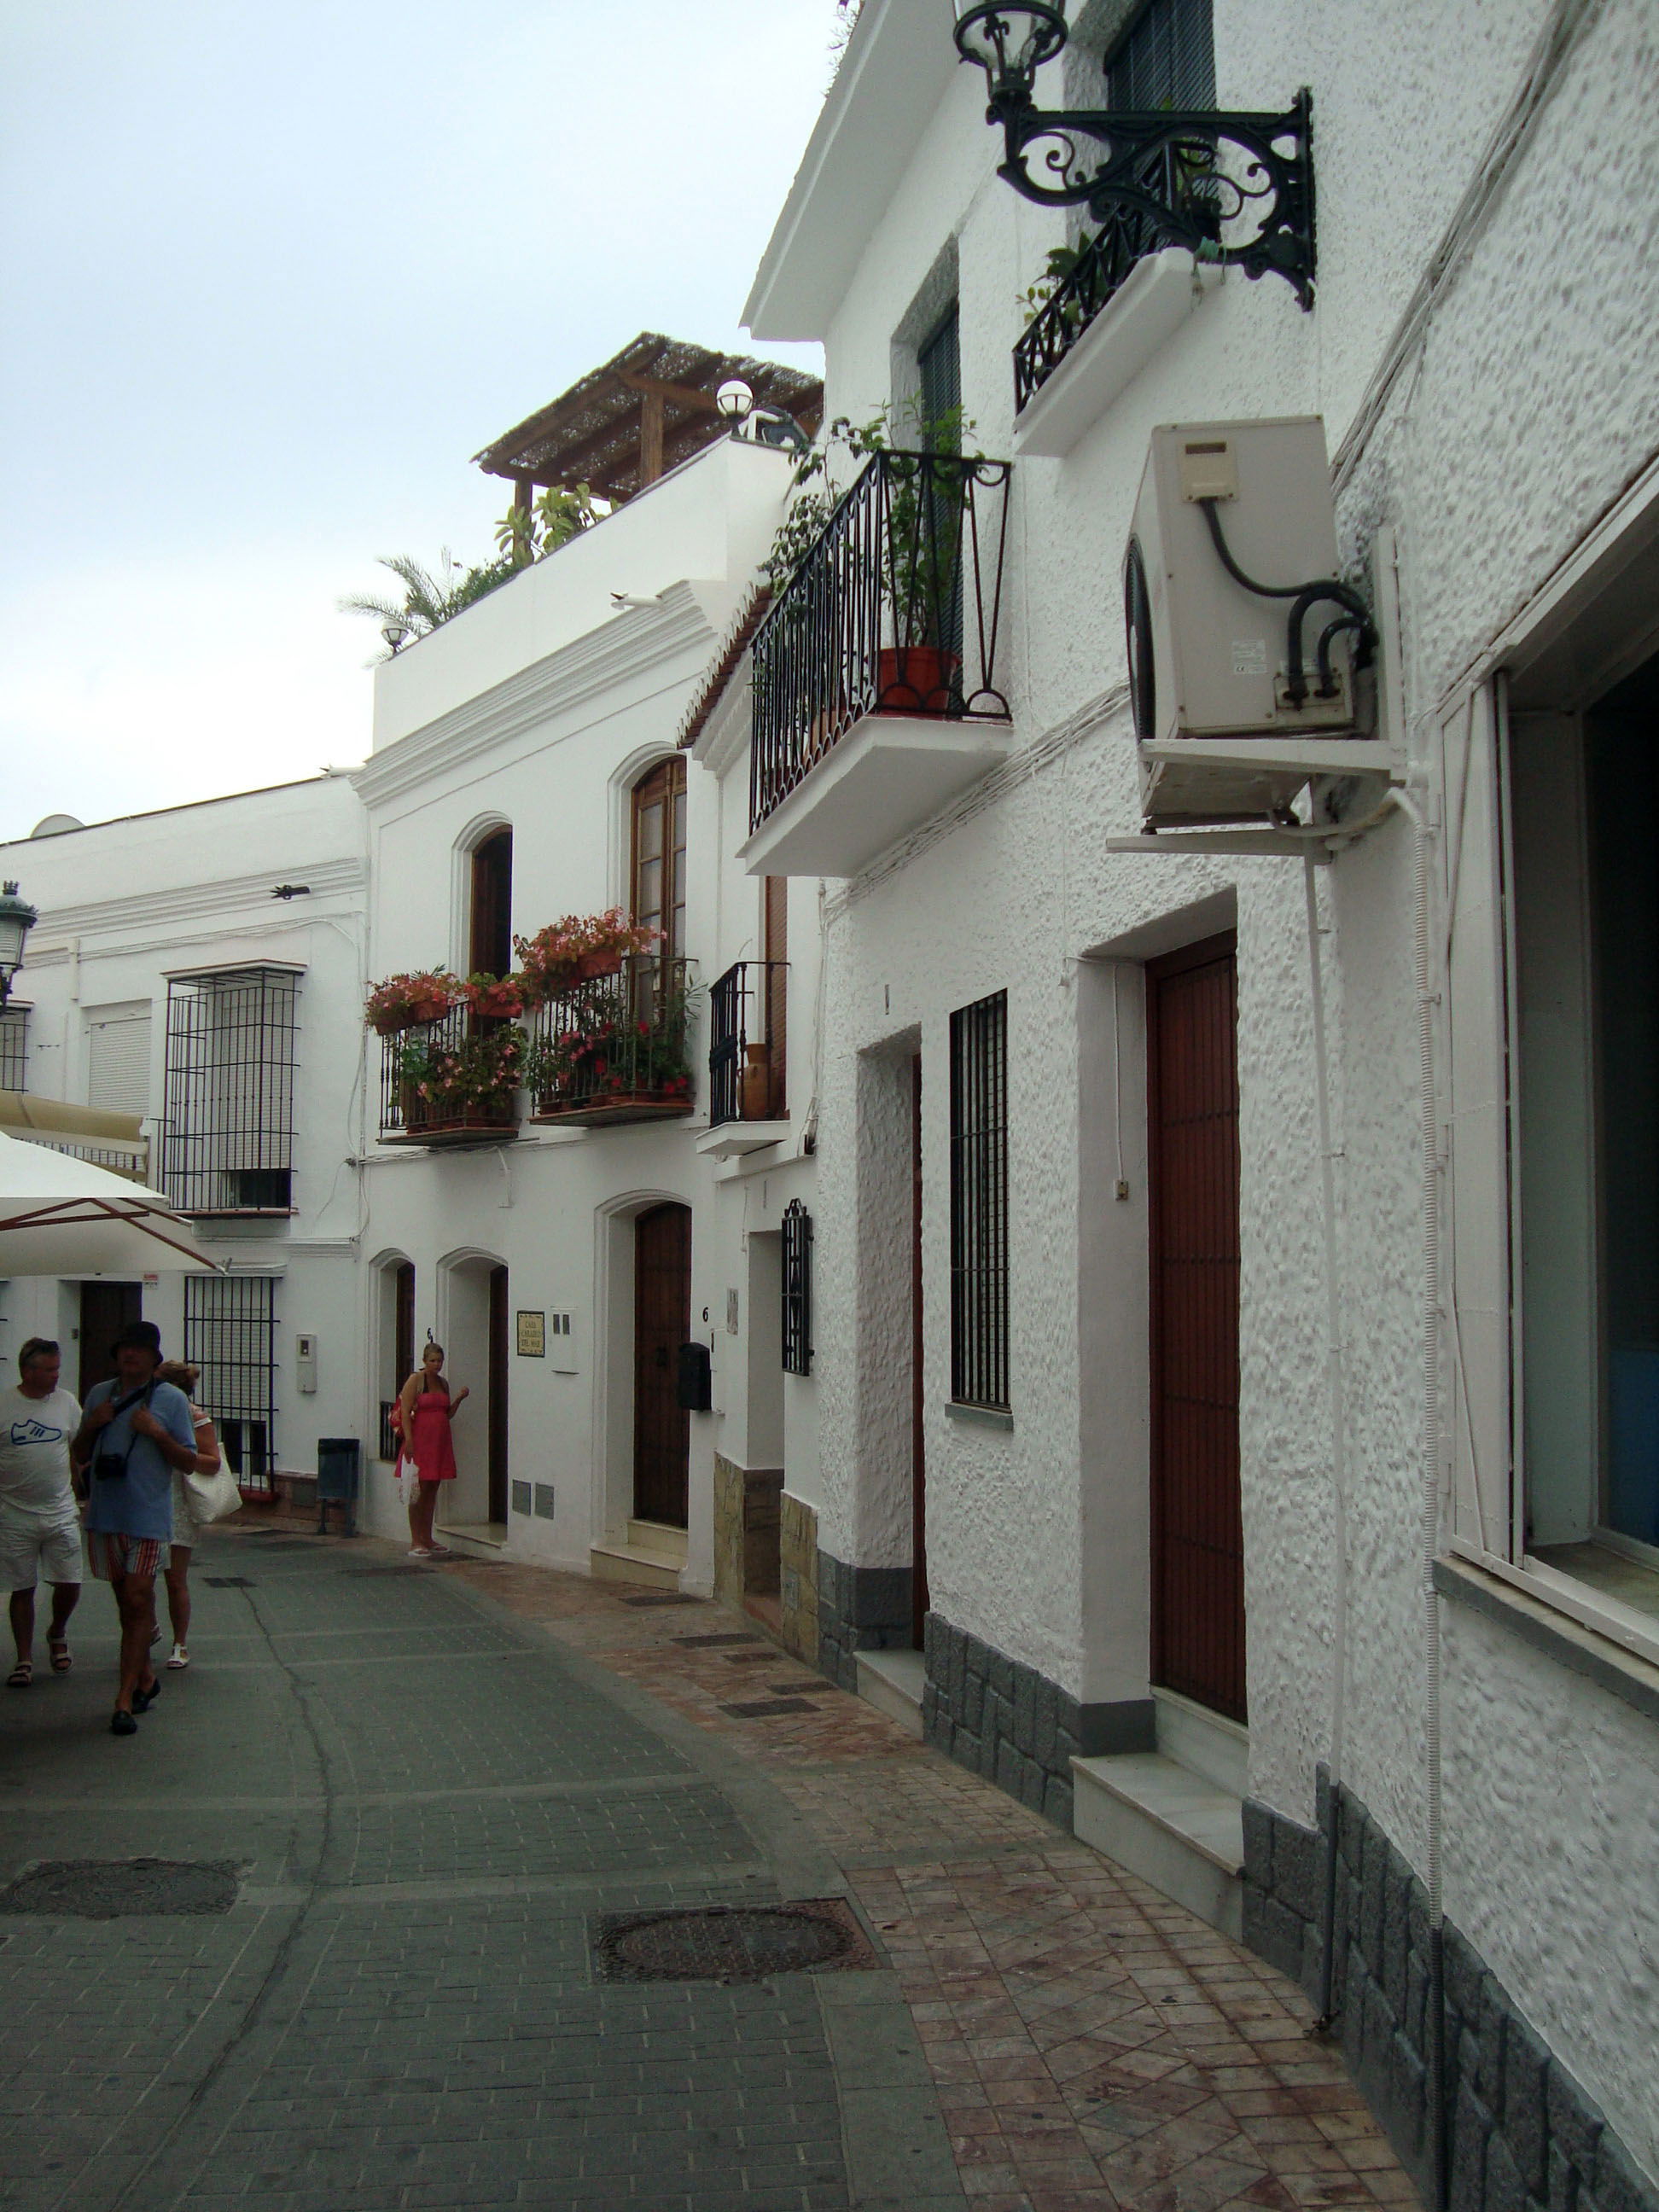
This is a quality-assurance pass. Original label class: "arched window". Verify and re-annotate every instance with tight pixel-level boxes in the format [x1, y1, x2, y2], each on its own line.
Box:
[469, 828, 513, 977]
[631, 758, 685, 963]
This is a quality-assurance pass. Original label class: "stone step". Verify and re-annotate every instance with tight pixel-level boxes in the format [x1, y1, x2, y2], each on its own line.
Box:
[627, 1519, 688, 1563]
[434, 1520, 507, 1559]
[591, 1522, 685, 1592]
[1071, 1749, 1244, 1940]
[855, 1648, 926, 1738]
[1152, 1685, 1249, 1797]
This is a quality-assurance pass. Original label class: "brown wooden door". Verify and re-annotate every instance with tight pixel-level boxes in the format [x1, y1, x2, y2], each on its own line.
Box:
[469, 830, 513, 978]
[79, 1281, 142, 1403]
[488, 1265, 509, 1525]
[634, 1202, 691, 1527]
[632, 758, 687, 963]
[764, 876, 789, 1116]
[1147, 934, 1245, 1723]
[911, 1053, 928, 1647]
[394, 1262, 416, 1390]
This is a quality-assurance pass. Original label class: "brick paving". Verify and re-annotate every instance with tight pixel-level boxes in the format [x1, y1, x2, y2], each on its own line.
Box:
[461, 1561, 1418, 2212]
[0, 1527, 1416, 2212]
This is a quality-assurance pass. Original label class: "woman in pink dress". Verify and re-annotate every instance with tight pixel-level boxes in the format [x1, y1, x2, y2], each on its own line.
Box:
[398, 1342, 469, 1559]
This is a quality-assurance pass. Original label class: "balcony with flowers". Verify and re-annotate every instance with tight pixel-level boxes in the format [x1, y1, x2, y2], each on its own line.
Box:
[370, 970, 525, 1147]
[519, 915, 695, 1130]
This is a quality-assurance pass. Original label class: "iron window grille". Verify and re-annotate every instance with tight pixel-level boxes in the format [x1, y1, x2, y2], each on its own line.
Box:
[162, 968, 298, 1216]
[949, 991, 1010, 1412]
[708, 961, 789, 1126]
[782, 1200, 813, 1377]
[184, 1273, 278, 1493]
[0, 1004, 28, 1091]
[378, 1400, 400, 1463]
[750, 449, 1012, 833]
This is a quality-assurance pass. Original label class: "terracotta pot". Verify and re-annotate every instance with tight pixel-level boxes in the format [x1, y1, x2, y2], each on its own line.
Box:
[876, 645, 959, 715]
[409, 994, 451, 1026]
[741, 1042, 773, 1121]
[575, 949, 624, 981]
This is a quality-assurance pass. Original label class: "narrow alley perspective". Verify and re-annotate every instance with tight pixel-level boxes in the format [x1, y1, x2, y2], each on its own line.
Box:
[0, 1525, 1409, 2212]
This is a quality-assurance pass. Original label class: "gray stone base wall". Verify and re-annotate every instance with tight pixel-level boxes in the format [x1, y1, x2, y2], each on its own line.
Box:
[1245, 1777, 1656, 2212]
[920, 1610, 1155, 1834]
[816, 1551, 911, 1688]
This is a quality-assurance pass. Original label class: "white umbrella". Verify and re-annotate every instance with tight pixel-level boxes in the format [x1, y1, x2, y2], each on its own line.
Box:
[0, 1131, 219, 1275]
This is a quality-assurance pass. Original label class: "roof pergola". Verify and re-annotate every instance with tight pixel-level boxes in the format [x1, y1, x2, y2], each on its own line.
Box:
[472, 333, 823, 509]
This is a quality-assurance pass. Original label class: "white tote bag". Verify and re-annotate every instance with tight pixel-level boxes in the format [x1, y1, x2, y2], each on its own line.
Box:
[184, 1462, 244, 1525]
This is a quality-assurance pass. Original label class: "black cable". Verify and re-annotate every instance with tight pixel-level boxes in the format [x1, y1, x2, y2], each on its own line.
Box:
[1199, 498, 1377, 705]
[1315, 614, 1370, 699]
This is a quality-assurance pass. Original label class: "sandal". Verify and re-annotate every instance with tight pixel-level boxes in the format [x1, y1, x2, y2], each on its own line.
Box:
[47, 1638, 71, 1675]
[407, 1547, 434, 1560]
[166, 1644, 189, 1670]
[6, 1662, 31, 1690]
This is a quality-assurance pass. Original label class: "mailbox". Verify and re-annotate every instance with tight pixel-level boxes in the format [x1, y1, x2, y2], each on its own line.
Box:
[676, 1342, 713, 1412]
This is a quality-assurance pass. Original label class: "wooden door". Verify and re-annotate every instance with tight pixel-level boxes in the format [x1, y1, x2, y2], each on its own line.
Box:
[764, 876, 789, 1116]
[911, 1053, 928, 1647]
[79, 1281, 142, 1403]
[632, 759, 687, 963]
[469, 830, 513, 978]
[634, 1202, 691, 1528]
[488, 1265, 509, 1526]
[393, 1263, 415, 1391]
[1146, 934, 1245, 1722]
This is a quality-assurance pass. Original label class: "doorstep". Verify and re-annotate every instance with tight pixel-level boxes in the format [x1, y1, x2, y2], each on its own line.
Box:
[590, 1518, 687, 1593]
[1072, 1691, 1247, 1940]
[854, 1647, 926, 1739]
[434, 1521, 508, 1559]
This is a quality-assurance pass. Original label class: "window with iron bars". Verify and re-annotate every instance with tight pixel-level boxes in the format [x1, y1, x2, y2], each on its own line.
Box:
[781, 1200, 813, 1376]
[0, 1004, 28, 1091]
[184, 1273, 279, 1492]
[162, 968, 298, 1216]
[949, 991, 1010, 1412]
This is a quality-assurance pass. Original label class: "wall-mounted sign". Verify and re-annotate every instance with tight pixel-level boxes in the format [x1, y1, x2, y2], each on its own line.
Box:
[515, 1310, 545, 1358]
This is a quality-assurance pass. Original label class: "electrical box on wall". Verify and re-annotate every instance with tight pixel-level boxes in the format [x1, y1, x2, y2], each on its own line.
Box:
[1126, 417, 1396, 824]
[295, 1334, 317, 1394]
[548, 1310, 577, 1375]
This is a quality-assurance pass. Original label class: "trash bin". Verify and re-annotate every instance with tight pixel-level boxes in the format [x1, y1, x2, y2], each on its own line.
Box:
[317, 1437, 361, 1536]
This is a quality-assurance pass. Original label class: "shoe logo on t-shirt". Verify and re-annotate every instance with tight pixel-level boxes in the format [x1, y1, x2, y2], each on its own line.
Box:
[9, 1419, 65, 1447]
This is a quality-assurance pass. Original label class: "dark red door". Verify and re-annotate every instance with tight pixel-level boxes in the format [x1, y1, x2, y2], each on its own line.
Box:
[911, 1053, 928, 1647]
[634, 1202, 691, 1528]
[1147, 934, 1245, 1723]
[488, 1265, 509, 1526]
[79, 1281, 142, 1403]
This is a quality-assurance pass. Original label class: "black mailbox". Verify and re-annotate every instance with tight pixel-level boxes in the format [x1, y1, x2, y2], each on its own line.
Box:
[676, 1342, 713, 1412]
[317, 1437, 361, 1535]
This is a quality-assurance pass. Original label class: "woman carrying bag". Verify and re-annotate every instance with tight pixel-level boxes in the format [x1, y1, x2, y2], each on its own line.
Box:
[398, 1341, 468, 1560]
[154, 1359, 239, 1670]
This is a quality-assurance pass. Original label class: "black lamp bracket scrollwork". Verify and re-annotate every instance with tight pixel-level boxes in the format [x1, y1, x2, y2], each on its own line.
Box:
[987, 89, 1316, 309]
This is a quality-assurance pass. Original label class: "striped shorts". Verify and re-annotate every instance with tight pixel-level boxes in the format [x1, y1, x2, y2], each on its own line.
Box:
[87, 1534, 170, 1582]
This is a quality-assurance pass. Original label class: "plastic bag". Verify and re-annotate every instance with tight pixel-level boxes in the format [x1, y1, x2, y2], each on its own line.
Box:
[398, 1452, 422, 1506]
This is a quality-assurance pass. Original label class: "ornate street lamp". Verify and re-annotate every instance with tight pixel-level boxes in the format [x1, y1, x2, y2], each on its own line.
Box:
[0, 882, 37, 1007]
[951, 3, 1317, 308]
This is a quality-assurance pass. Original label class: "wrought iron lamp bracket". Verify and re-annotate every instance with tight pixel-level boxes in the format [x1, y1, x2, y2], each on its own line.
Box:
[987, 86, 1316, 309]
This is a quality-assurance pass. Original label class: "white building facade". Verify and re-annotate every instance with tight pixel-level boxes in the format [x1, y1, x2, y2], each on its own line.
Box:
[738, 1, 1659, 2206]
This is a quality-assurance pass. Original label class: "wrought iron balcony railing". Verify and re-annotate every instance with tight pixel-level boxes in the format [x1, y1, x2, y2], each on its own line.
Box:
[709, 961, 789, 1127]
[527, 954, 696, 1128]
[377, 1005, 522, 1146]
[750, 449, 1012, 832]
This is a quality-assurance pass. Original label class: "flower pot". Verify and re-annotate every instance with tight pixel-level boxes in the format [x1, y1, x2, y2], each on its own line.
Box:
[575, 950, 623, 981]
[471, 986, 522, 1020]
[409, 995, 451, 1026]
[741, 1042, 774, 1121]
[876, 645, 959, 716]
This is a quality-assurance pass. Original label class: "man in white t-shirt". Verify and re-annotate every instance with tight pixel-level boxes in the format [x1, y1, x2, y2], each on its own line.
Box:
[0, 1337, 83, 1687]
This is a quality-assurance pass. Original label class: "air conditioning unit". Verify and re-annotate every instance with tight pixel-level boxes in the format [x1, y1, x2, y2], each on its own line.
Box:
[1125, 417, 1393, 824]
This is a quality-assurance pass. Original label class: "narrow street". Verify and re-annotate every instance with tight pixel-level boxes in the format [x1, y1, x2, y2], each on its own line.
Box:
[0, 1527, 1412, 2212]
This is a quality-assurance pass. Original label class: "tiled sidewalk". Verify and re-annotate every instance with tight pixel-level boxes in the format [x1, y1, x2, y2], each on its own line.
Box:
[453, 1563, 1416, 2212]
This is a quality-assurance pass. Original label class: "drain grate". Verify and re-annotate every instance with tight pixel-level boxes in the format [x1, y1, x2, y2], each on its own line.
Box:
[204, 1576, 255, 1588]
[343, 1566, 429, 1577]
[0, 1859, 239, 1918]
[719, 1697, 818, 1718]
[620, 1591, 700, 1608]
[591, 1899, 876, 1983]
[673, 1632, 760, 1648]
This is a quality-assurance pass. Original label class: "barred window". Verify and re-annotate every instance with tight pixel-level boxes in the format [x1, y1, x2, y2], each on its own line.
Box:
[184, 1273, 278, 1492]
[0, 1003, 28, 1091]
[162, 967, 298, 1216]
[781, 1200, 813, 1376]
[949, 990, 1010, 1411]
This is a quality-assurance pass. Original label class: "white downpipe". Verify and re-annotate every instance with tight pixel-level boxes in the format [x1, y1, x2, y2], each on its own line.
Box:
[1393, 779, 1449, 2209]
[1303, 851, 1351, 2027]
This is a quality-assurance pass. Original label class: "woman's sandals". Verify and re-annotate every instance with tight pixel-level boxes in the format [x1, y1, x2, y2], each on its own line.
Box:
[6, 1661, 31, 1689]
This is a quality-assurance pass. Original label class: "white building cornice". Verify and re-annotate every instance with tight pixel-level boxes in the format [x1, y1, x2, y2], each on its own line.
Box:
[352, 583, 720, 808]
[23, 857, 366, 952]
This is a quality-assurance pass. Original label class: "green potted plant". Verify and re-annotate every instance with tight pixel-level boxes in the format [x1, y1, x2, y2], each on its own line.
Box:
[515, 911, 662, 1003]
[364, 970, 461, 1036]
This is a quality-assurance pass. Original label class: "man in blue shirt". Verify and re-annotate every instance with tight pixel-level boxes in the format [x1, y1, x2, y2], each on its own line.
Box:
[74, 1321, 201, 1736]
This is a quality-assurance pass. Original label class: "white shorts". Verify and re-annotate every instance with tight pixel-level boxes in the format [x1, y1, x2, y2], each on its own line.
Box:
[0, 1516, 84, 1592]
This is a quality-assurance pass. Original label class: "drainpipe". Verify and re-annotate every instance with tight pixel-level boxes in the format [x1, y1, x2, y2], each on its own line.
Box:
[1394, 783, 1449, 2212]
[1303, 852, 1350, 2031]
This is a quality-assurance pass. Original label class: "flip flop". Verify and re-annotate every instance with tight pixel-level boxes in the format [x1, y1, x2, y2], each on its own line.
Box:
[6, 1662, 31, 1689]
[47, 1638, 72, 1675]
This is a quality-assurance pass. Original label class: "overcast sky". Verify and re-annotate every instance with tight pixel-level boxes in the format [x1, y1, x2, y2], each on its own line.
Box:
[0, 2, 832, 845]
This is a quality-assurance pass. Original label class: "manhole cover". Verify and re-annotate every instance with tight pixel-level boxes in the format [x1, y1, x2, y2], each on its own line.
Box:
[592, 1899, 876, 1983]
[0, 1859, 239, 1918]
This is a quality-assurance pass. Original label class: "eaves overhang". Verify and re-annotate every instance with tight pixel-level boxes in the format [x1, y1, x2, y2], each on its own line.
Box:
[743, 0, 958, 343]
